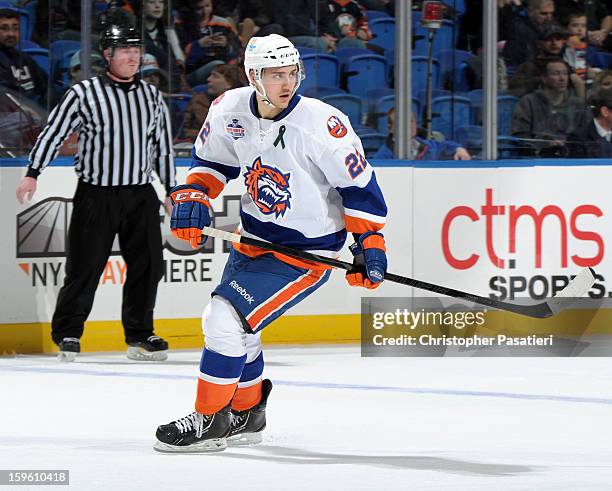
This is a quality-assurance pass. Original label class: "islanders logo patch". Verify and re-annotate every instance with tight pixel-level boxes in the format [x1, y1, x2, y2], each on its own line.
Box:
[327, 115, 347, 138]
[226, 118, 245, 140]
[244, 157, 292, 218]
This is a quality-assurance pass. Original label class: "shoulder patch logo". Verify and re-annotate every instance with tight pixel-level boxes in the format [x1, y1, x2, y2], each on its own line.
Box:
[327, 115, 348, 138]
[244, 157, 292, 218]
[226, 118, 245, 140]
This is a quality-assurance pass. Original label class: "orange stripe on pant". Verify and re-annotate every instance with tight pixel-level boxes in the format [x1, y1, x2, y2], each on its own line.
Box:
[195, 379, 238, 415]
[231, 380, 263, 411]
[247, 269, 325, 330]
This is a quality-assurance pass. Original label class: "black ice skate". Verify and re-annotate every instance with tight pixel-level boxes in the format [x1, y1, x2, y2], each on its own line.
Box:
[126, 335, 168, 361]
[154, 405, 231, 453]
[57, 337, 80, 362]
[227, 379, 272, 446]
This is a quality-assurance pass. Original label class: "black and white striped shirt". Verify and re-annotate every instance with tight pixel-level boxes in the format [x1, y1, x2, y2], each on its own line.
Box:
[27, 75, 176, 192]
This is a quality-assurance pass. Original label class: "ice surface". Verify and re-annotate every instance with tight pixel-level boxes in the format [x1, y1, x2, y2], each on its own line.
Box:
[1, 346, 611, 490]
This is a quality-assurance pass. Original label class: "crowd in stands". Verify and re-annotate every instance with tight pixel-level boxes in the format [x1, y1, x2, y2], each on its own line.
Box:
[2, 0, 612, 159]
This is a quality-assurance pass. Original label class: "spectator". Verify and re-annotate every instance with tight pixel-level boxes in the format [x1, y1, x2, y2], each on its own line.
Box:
[141, 52, 170, 91]
[465, 48, 509, 92]
[563, 13, 603, 88]
[591, 69, 612, 95]
[0, 8, 47, 105]
[508, 22, 586, 98]
[134, 0, 185, 91]
[176, 0, 242, 87]
[502, 0, 555, 67]
[554, 0, 612, 48]
[68, 50, 106, 85]
[319, 0, 373, 49]
[360, 0, 394, 16]
[567, 88, 612, 158]
[374, 107, 472, 160]
[510, 58, 588, 154]
[268, 0, 337, 52]
[181, 63, 247, 139]
[212, 0, 283, 44]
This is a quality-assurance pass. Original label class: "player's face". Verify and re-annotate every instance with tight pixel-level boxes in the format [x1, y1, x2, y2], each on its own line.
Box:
[260, 66, 299, 108]
[0, 17, 20, 48]
[106, 46, 142, 81]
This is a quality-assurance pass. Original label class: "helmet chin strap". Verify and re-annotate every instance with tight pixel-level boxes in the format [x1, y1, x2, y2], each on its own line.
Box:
[254, 79, 276, 108]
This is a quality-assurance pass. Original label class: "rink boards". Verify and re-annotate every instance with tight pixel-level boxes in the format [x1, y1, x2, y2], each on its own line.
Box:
[1, 157, 612, 353]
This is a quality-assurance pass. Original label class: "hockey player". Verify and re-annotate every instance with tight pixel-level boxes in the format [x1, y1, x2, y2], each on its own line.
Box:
[154, 34, 388, 452]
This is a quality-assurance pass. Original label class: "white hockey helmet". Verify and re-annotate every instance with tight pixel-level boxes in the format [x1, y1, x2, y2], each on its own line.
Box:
[244, 34, 304, 105]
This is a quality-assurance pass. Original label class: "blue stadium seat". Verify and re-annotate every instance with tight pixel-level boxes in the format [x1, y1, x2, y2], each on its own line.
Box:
[413, 20, 456, 57]
[335, 47, 371, 67]
[303, 85, 346, 98]
[299, 54, 339, 92]
[353, 123, 378, 135]
[498, 95, 518, 136]
[364, 87, 394, 117]
[365, 10, 392, 22]
[598, 51, 612, 68]
[22, 47, 49, 74]
[23, 0, 37, 39]
[417, 89, 451, 102]
[412, 96, 421, 124]
[435, 49, 471, 88]
[369, 18, 395, 53]
[411, 56, 440, 95]
[171, 93, 192, 114]
[191, 84, 208, 93]
[430, 95, 471, 139]
[50, 40, 81, 62]
[455, 124, 483, 150]
[54, 48, 79, 88]
[452, 62, 471, 92]
[19, 39, 40, 50]
[497, 135, 524, 158]
[467, 89, 483, 124]
[296, 46, 317, 56]
[360, 132, 386, 158]
[373, 94, 395, 133]
[344, 54, 388, 98]
[321, 93, 363, 126]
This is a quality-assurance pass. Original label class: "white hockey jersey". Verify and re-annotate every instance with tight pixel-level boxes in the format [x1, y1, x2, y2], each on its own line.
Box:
[188, 87, 387, 261]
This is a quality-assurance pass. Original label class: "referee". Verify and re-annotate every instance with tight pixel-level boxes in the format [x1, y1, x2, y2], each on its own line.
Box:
[15, 23, 176, 362]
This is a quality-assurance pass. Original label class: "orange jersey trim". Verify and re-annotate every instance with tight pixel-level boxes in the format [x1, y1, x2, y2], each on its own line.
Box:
[186, 173, 225, 199]
[344, 214, 384, 234]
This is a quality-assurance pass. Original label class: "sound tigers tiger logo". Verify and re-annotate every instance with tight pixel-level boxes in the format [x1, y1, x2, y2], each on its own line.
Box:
[244, 157, 292, 218]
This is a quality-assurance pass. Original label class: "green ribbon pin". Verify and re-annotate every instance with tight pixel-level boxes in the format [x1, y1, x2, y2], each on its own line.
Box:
[273, 125, 286, 149]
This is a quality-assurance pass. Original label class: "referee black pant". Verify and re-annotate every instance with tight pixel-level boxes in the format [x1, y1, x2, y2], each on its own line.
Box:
[51, 181, 164, 345]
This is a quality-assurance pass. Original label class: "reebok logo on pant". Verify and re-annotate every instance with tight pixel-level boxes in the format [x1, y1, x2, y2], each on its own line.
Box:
[230, 280, 255, 304]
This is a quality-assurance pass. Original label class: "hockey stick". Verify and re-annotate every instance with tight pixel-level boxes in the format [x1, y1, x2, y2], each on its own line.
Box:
[202, 227, 596, 319]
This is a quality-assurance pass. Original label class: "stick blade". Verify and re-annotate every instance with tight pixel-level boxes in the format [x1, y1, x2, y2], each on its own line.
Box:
[547, 267, 596, 315]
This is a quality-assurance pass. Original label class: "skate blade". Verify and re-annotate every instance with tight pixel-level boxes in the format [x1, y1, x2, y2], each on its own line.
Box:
[227, 432, 263, 446]
[153, 438, 227, 453]
[57, 351, 77, 362]
[126, 347, 168, 361]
